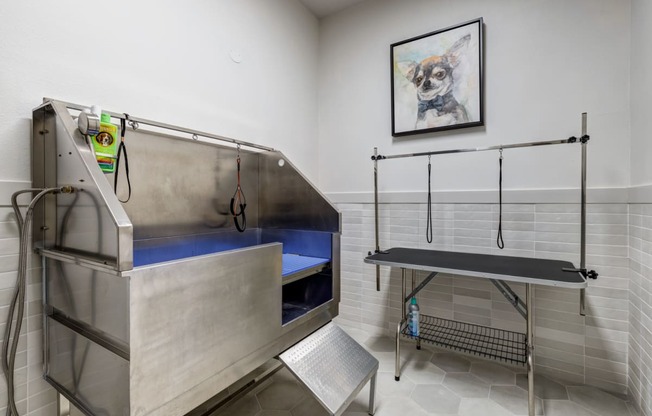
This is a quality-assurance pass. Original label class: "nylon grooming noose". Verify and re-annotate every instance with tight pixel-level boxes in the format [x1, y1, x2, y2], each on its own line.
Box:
[114, 114, 132, 203]
[426, 155, 433, 244]
[497, 148, 505, 249]
[230, 145, 247, 232]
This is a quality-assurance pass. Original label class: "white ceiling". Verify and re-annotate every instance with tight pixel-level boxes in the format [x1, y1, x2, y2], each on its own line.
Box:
[299, 0, 368, 18]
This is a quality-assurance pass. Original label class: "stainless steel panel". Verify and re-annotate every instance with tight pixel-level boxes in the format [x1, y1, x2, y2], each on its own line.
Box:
[34, 101, 134, 271]
[128, 243, 283, 416]
[46, 259, 130, 344]
[280, 323, 379, 416]
[46, 317, 130, 416]
[110, 129, 260, 240]
[259, 151, 340, 233]
[32, 105, 58, 249]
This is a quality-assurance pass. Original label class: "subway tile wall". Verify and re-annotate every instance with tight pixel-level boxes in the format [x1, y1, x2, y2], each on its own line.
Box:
[629, 204, 652, 416]
[0, 206, 56, 416]
[338, 202, 630, 395]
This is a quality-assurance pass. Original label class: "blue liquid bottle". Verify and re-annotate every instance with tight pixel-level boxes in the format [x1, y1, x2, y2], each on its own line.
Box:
[408, 297, 420, 337]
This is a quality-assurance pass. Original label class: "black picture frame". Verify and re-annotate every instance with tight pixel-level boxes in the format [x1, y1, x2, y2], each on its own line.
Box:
[391, 18, 484, 137]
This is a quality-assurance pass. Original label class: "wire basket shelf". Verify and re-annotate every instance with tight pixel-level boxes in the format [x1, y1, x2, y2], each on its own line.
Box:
[402, 314, 527, 365]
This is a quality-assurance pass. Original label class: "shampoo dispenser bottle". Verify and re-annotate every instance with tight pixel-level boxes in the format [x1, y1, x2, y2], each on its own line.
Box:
[92, 113, 119, 173]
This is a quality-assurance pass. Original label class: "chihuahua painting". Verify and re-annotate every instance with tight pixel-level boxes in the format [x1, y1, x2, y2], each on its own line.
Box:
[391, 19, 483, 136]
[398, 34, 470, 129]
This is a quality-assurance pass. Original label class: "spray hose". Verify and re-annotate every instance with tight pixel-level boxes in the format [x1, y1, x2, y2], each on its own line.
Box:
[3, 186, 75, 416]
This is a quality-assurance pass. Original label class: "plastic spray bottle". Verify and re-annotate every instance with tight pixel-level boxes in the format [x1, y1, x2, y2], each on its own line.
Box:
[91, 113, 119, 173]
[408, 297, 420, 337]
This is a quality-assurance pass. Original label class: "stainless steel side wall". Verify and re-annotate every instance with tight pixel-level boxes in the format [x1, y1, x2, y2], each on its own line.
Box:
[128, 243, 283, 416]
[112, 129, 260, 240]
[259, 151, 340, 233]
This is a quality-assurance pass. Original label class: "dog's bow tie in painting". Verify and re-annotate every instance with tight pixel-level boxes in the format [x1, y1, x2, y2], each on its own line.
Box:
[418, 94, 447, 113]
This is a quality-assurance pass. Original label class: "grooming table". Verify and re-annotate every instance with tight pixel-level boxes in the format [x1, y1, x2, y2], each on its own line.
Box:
[365, 247, 587, 416]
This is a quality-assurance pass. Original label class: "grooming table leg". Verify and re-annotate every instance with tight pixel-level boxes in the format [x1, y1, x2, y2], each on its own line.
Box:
[368, 372, 377, 415]
[411, 270, 421, 350]
[396, 268, 406, 381]
[57, 393, 70, 416]
[526, 284, 535, 416]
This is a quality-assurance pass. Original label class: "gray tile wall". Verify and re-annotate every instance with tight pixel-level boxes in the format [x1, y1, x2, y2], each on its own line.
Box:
[0, 206, 56, 415]
[338, 202, 630, 395]
[629, 204, 652, 416]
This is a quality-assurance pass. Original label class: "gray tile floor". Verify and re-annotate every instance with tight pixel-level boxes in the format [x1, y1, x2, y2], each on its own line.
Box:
[216, 324, 639, 416]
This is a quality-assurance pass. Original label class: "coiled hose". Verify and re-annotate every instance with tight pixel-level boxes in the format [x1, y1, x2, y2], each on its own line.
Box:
[3, 187, 73, 416]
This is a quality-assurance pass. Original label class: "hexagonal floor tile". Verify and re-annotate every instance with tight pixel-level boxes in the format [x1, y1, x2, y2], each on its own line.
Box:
[567, 386, 631, 416]
[372, 397, 429, 416]
[543, 400, 600, 416]
[515, 373, 568, 400]
[489, 385, 543, 415]
[431, 352, 472, 372]
[218, 392, 260, 416]
[290, 396, 328, 416]
[375, 371, 415, 397]
[256, 380, 306, 411]
[365, 336, 396, 353]
[459, 398, 514, 416]
[443, 373, 491, 398]
[411, 384, 461, 414]
[470, 361, 516, 385]
[402, 360, 446, 384]
[258, 411, 292, 416]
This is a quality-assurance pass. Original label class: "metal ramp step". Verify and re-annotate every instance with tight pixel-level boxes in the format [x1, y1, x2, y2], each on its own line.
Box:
[279, 323, 378, 416]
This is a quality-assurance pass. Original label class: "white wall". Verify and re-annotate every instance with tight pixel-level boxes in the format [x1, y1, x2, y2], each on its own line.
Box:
[630, 0, 652, 187]
[0, 0, 319, 184]
[318, 0, 631, 197]
[0, 1, 319, 414]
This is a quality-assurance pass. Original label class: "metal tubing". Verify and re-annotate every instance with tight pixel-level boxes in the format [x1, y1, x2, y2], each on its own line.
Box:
[375, 138, 574, 161]
[526, 283, 535, 416]
[57, 393, 70, 416]
[374, 147, 380, 291]
[44, 98, 275, 152]
[368, 373, 377, 415]
[580, 113, 588, 316]
[396, 268, 407, 381]
[490, 279, 527, 320]
[401, 268, 407, 321]
[405, 272, 438, 302]
[395, 319, 405, 381]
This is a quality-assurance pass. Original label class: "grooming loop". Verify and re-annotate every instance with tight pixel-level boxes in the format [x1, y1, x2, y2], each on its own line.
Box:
[115, 114, 132, 203]
[497, 147, 504, 249]
[230, 144, 247, 232]
[426, 155, 433, 244]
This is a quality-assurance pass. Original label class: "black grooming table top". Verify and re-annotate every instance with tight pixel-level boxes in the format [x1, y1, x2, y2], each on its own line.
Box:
[365, 248, 586, 288]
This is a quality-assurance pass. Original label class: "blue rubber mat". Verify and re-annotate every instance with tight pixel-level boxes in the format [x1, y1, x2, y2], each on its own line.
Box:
[282, 254, 329, 277]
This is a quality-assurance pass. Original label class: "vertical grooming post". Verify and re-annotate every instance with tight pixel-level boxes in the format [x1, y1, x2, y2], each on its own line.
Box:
[374, 147, 380, 291]
[526, 283, 535, 416]
[580, 113, 587, 316]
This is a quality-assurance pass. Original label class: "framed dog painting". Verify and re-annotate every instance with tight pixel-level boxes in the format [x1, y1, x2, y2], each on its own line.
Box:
[391, 18, 484, 137]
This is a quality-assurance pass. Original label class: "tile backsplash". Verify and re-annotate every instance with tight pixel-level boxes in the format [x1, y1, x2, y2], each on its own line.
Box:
[337, 202, 630, 396]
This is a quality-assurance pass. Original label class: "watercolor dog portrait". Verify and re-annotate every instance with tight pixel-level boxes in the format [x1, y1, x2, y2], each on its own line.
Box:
[391, 18, 484, 136]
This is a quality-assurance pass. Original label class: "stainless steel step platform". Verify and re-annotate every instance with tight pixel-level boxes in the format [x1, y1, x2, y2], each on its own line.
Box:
[279, 323, 378, 416]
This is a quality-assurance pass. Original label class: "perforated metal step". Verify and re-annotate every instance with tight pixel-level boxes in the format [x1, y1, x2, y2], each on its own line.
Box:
[279, 323, 378, 416]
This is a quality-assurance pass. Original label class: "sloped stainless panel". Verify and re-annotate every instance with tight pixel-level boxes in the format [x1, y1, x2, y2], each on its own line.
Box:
[280, 324, 378, 416]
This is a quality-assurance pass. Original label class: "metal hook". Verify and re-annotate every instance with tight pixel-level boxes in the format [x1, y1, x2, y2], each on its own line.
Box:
[192, 134, 199, 141]
[128, 120, 139, 131]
